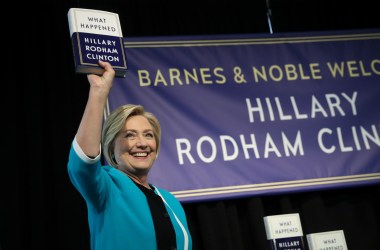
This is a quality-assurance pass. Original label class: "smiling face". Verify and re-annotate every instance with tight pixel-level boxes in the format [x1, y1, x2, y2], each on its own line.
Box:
[113, 115, 157, 178]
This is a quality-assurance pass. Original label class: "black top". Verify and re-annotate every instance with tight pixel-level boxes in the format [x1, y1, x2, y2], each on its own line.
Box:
[133, 180, 177, 250]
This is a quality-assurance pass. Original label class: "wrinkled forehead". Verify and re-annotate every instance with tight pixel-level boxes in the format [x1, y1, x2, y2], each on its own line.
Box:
[124, 115, 153, 131]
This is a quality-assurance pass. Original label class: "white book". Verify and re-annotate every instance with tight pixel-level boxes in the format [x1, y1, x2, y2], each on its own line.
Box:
[67, 8, 127, 77]
[263, 213, 305, 250]
[307, 230, 348, 250]
[264, 213, 303, 240]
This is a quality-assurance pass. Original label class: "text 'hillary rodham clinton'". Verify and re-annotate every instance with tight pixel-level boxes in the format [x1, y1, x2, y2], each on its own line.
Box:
[175, 91, 380, 165]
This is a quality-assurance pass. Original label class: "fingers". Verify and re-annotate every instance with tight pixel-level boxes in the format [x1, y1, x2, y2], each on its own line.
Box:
[97, 59, 108, 68]
[98, 60, 113, 71]
[87, 60, 115, 85]
[98, 60, 115, 79]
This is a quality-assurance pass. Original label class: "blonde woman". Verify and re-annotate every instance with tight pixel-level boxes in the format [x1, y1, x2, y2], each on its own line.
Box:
[68, 60, 192, 250]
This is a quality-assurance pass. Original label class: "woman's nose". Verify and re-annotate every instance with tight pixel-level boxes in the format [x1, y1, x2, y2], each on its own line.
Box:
[136, 135, 147, 147]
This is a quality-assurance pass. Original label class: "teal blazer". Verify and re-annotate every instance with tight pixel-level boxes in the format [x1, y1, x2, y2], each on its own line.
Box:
[68, 139, 192, 250]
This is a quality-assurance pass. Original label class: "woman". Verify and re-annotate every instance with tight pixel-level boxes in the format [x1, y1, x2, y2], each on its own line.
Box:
[68, 60, 192, 250]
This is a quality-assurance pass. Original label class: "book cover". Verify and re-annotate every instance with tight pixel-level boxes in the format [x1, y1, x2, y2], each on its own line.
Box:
[264, 213, 305, 250]
[307, 230, 348, 250]
[67, 8, 127, 78]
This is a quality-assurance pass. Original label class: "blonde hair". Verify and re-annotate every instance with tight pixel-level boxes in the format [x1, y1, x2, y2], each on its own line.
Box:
[101, 104, 161, 168]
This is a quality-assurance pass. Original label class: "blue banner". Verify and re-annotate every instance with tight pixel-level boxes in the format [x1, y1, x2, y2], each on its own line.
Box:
[108, 29, 380, 202]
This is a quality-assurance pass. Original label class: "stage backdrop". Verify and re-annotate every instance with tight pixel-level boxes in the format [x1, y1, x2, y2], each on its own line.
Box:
[108, 29, 380, 202]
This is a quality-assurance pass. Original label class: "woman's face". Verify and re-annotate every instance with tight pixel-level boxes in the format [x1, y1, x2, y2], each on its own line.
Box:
[113, 115, 157, 176]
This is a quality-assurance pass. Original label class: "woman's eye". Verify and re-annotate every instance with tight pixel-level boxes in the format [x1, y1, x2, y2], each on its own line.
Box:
[145, 132, 154, 138]
[125, 133, 135, 138]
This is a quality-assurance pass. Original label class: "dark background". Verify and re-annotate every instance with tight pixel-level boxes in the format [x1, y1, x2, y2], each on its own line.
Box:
[3, 0, 380, 249]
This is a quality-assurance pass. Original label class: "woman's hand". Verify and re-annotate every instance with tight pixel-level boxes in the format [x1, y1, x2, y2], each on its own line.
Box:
[87, 60, 116, 91]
